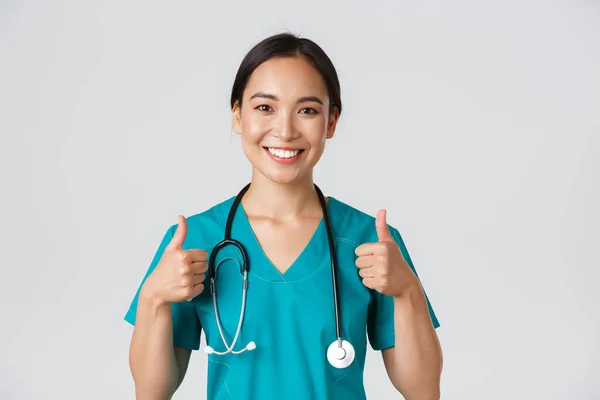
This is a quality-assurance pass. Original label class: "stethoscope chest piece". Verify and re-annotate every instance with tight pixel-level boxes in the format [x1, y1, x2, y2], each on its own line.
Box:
[326, 340, 355, 369]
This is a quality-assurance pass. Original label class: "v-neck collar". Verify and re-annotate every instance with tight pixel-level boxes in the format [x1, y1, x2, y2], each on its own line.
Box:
[219, 194, 347, 283]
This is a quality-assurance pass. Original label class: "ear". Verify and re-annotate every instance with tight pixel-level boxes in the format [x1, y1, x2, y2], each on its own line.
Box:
[326, 107, 339, 139]
[231, 100, 242, 135]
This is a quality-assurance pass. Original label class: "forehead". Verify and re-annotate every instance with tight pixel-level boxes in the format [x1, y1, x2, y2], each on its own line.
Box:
[244, 56, 328, 99]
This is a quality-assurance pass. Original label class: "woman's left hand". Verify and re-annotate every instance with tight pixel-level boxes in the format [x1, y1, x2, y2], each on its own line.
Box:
[355, 209, 420, 297]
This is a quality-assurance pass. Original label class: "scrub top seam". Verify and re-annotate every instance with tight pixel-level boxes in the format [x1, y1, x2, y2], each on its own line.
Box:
[336, 237, 357, 247]
[334, 363, 359, 383]
[243, 235, 356, 284]
[207, 356, 232, 370]
[248, 255, 329, 284]
[331, 196, 351, 243]
[207, 358, 234, 400]
[376, 331, 396, 347]
[223, 381, 234, 400]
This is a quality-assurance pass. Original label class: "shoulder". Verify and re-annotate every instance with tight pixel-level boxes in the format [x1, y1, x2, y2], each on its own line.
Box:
[185, 195, 234, 230]
[168, 195, 236, 252]
[328, 196, 401, 246]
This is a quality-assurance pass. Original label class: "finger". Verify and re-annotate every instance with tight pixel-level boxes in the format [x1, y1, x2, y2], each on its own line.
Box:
[358, 267, 376, 279]
[355, 243, 378, 257]
[167, 215, 188, 250]
[186, 249, 208, 262]
[361, 277, 377, 290]
[186, 283, 205, 301]
[356, 242, 388, 257]
[375, 209, 393, 242]
[191, 261, 208, 274]
[191, 273, 206, 285]
[355, 255, 376, 268]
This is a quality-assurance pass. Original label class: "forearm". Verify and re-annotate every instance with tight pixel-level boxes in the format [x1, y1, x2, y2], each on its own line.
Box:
[129, 291, 179, 400]
[391, 283, 443, 399]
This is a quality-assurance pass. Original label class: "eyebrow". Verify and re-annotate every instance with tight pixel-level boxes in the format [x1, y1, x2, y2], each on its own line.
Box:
[249, 92, 324, 105]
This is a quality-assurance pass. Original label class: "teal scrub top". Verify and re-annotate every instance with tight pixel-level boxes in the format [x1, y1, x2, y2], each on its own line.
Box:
[124, 195, 440, 400]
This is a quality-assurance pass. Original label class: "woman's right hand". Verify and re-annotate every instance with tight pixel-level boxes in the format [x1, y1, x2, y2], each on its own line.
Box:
[141, 215, 208, 305]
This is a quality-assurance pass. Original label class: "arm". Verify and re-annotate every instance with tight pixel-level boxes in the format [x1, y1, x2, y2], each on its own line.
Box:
[128, 289, 192, 400]
[382, 282, 443, 399]
[356, 214, 443, 399]
[126, 219, 206, 399]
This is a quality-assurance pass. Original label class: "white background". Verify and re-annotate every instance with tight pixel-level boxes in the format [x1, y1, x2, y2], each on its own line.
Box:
[1, 1, 599, 399]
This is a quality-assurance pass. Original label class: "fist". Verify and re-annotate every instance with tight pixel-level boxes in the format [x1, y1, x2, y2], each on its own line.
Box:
[142, 215, 209, 304]
[354, 209, 418, 297]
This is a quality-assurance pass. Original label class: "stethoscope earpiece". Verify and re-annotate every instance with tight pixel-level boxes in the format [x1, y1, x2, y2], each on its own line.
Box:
[204, 341, 257, 355]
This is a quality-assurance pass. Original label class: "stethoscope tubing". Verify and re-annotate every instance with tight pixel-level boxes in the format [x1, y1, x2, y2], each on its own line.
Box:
[205, 183, 351, 367]
[313, 184, 343, 342]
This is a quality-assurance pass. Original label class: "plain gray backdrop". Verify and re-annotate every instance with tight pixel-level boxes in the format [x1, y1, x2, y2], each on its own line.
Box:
[1, 1, 599, 399]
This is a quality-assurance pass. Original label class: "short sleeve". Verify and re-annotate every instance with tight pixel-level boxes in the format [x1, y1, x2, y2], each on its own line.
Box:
[123, 225, 202, 351]
[367, 227, 440, 351]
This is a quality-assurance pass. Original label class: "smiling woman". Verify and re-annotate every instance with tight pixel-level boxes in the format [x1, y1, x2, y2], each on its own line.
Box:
[230, 42, 340, 185]
[124, 32, 442, 400]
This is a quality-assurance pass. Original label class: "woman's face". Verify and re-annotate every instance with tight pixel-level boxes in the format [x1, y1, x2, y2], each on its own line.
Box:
[232, 56, 338, 185]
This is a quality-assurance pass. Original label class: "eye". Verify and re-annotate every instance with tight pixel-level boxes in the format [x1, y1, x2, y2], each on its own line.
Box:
[255, 104, 273, 112]
[299, 107, 318, 115]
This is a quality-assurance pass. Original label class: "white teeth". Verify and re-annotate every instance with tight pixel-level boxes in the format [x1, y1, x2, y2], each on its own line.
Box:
[267, 148, 301, 159]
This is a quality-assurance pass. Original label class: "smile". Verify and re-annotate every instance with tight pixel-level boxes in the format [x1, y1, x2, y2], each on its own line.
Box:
[264, 147, 305, 163]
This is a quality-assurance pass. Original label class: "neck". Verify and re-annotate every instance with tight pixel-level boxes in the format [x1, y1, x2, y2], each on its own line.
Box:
[241, 169, 324, 221]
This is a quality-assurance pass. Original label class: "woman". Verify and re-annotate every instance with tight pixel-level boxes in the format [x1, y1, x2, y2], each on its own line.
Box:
[125, 32, 443, 400]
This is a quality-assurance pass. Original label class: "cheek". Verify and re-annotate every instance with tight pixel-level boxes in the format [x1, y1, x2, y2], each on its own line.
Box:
[241, 116, 269, 141]
[307, 127, 328, 147]
[302, 118, 329, 141]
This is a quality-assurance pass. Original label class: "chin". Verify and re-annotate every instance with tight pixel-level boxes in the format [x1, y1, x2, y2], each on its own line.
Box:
[254, 166, 305, 185]
[263, 171, 302, 185]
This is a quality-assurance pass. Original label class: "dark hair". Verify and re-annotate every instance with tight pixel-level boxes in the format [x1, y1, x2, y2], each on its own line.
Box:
[230, 32, 342, 116]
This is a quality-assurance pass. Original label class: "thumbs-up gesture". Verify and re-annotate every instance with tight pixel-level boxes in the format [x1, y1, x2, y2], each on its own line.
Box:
[354, 210, 419, 297]
[141, 215, 209, 304]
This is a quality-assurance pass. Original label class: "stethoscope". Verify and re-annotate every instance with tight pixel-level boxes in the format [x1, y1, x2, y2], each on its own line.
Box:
[203, 183, 355, 369]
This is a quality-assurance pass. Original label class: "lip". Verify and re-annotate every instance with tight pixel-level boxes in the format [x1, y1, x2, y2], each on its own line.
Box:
[265, 146, 303, 151]
[263, 147, 305, 164]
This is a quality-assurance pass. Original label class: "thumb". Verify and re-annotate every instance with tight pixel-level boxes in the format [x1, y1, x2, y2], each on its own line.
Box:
[375, 209, 393, 242]
[167, 215, 187, 250]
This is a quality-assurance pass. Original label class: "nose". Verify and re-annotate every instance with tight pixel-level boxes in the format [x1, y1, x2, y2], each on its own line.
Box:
[274, 113, 297, 141]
